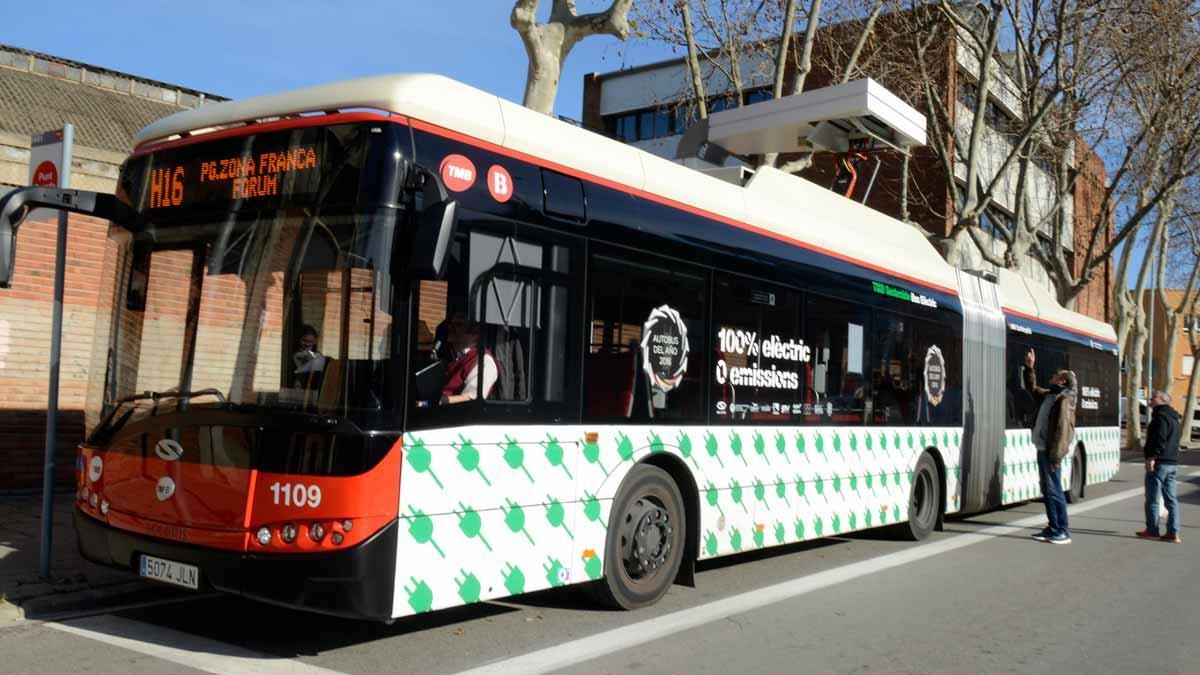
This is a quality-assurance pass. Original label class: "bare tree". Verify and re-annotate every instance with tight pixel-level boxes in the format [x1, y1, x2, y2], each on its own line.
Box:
[1116, 192, 1176, 448]
[1183, 289, 1200, 436]
[512, 0, 637, 114]
[1050, 2, 1200, 313]
[638, 0, 889, 172]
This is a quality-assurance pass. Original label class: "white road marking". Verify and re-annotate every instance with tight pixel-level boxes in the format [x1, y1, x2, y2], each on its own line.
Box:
[47, 614, 346, 675]
[458, 473, 1200, 675]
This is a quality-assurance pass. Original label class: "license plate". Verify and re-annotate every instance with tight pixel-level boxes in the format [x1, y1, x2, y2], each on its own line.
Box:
[139, 554, 199, 590]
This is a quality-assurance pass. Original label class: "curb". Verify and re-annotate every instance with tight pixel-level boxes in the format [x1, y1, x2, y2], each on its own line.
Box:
[3, 579, 186, 622]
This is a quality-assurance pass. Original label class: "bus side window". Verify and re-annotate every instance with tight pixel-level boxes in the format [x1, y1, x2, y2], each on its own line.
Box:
[804, 295, 871, 425]
[871, 312, 912, 425]
[407, 220, 578, 425]
[711, 274, 803, 424]
[584, 251, 706, 423]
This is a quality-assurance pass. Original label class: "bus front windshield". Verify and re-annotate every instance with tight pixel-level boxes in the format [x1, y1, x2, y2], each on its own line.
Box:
[94, 209, 396, 436]
[93, 121, 406, 439]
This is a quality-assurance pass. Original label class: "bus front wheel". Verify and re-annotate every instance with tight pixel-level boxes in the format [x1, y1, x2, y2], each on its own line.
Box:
[897, 452, 941, 541]
[594, 463, 687, 610]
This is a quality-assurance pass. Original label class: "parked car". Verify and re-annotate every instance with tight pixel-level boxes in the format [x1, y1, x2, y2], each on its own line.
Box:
[1119, 396, 1149, 430]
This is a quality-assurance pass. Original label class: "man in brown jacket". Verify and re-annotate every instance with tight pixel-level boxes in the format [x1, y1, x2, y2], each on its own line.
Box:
[1023, 354, 1077, 544]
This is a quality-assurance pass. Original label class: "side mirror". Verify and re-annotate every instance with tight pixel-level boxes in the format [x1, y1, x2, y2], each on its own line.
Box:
[0, 186, 139, 288]
[408, 200, 458, 279]
[404, 165, 458, 279]
[0, 213, 17, 289]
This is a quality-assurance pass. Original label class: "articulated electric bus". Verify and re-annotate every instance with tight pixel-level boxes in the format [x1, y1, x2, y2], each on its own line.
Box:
[0, 74, 1119, 621]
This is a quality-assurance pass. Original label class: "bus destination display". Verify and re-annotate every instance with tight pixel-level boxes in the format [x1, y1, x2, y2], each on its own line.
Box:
[147, 146, 320, 209]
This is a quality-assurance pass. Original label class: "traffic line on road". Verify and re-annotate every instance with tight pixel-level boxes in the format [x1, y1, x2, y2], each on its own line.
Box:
[457, 474, 1199, 675]
[47, 614, 346, 675]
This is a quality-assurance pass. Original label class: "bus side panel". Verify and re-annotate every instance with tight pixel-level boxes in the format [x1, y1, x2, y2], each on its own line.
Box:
[393, 425, 587, 617]
[998, 426, 1121, 506]
[390, 422, 963, 618]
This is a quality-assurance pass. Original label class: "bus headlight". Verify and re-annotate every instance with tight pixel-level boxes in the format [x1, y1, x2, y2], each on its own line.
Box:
[331, 532, 344, 545]
[309, 522, 326, 542]
[256, 527, 271, 546]
[89, 493, 98, 508]
[100, 500, 109, 515]
[341, 519, 353, 532]
[280, 523, 297, 544]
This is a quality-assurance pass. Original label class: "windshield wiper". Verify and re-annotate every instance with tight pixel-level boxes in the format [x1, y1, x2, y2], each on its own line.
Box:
[94, 388, 229, 441]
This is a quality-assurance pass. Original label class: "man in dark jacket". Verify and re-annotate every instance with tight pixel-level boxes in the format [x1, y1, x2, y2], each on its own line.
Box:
[1024, 355, 1077, 544]
[1137, 391, 1183, 543]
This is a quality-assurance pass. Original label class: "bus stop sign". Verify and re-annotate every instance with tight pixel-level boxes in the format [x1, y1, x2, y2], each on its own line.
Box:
[30, 128, 71, 188]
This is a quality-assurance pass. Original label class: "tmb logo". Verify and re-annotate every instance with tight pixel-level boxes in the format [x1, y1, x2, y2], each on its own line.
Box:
[439, 154, 476, 192]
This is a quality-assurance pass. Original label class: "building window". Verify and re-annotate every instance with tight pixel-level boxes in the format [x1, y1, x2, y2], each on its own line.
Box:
[959, 77, 979, 111]
[1185, 355, 1195, 377]
[980, 206, 1013, 239]
[600, 87, 771, 144]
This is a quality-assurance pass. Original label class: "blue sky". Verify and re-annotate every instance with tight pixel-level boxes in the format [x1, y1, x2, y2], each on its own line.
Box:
[0, 1, 676, 120]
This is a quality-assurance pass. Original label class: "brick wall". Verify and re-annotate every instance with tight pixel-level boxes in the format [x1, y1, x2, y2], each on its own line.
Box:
[0, 213, 124, 490]
[1070, 140, 1112, 322]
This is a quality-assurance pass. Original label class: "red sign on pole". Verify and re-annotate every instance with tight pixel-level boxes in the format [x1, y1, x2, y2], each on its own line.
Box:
[31, 160, 59, 187]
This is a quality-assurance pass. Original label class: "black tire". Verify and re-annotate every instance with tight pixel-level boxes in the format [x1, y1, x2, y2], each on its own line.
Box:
[593, 463, 687, 610]
[897, 452, 940, 541]
[1067, 446, 1085, 503]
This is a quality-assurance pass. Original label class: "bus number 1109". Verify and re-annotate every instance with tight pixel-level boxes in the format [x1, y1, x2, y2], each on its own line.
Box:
[269, 482, 322, 508]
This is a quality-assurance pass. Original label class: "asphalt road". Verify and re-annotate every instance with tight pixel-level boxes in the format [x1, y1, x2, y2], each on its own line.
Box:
[2, 457, 1197, 675]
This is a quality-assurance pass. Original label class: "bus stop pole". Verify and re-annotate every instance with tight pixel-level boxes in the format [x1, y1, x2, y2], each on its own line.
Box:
[39, 209, 67, 578]
[39, 123, 73, 579]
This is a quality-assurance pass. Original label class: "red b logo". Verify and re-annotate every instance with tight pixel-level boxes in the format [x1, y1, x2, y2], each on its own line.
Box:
[439, 154, 476, 192]
[487, 165, 513, 203]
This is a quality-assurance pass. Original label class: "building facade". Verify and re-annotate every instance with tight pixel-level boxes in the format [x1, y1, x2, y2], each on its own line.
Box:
[580, 10, 1113, 324]
[0, 44, 223, 490]
[1146, 289, 1199, 416]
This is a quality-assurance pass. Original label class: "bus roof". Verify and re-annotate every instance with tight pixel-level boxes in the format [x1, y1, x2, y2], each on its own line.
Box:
[132, 73, 1113, 344]
[998, 268, 1116, 344]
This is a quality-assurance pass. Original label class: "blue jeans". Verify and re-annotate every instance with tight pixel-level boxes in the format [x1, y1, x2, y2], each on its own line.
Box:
[1037, 450, 1069, 535]
[1144, 463, 1180, 536]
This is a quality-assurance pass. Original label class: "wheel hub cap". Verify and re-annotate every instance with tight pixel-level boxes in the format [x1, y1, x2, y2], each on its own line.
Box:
[621, 499, 672, 579]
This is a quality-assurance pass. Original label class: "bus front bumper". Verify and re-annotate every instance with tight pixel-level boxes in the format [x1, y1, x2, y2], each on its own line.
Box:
[74, 508, 398, 620]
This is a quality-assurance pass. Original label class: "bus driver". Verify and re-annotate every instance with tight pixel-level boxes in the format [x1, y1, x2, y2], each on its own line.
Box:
[440, 316, 499, 404]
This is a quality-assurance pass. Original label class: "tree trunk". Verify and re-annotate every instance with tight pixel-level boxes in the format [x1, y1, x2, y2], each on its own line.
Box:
[512, 0, 634, 115]
[940, 226, 977, 269]
[521, 30, 566, 115]
[1183, 343, 1200, 443]
[680, 0, 708, 120]
[1124, 308, 1148, 450]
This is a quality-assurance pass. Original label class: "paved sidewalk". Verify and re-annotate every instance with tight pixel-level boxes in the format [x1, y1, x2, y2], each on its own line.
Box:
[0, 492, 151, 621]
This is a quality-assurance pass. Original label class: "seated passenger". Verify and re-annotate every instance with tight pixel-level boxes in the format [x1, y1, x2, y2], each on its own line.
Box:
[292, 324, 326, 389]
[440, 318, 499, 404]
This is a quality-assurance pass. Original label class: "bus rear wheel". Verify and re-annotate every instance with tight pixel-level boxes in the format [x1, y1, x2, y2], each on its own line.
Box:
[897, 452, 940, 541]
[594, 463, 687, 610]
[1067, 446, 1085, 503]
